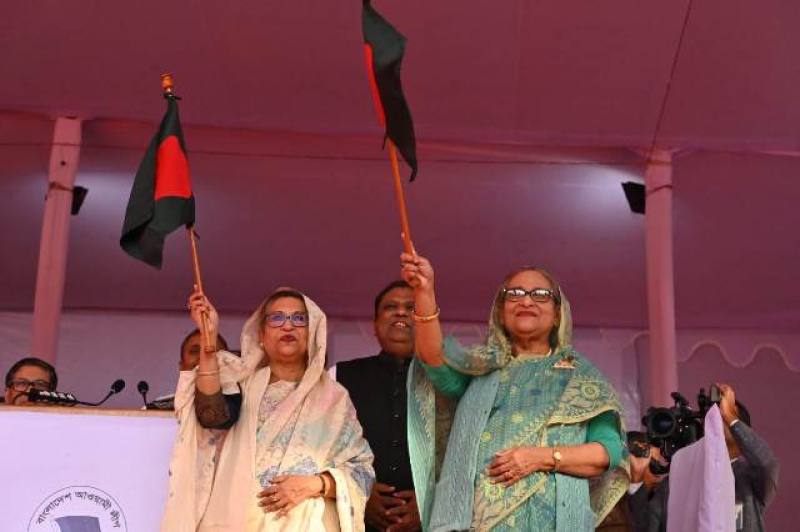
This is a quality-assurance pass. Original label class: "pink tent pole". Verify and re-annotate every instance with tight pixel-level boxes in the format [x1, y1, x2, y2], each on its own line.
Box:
[644, 149, 679, 406]
[31, 117, 82, 364]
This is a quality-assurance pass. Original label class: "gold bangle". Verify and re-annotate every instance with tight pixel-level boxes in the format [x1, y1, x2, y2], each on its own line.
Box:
[196, 369, 220, 377]
[412, 306, 441, 322]
[318, 474, 330, 497]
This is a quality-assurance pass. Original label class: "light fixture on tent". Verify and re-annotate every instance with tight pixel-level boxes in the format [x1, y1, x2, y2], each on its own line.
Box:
[622, 182, 645, 214]
[46, 182, 88, 215]
[71, 186, 88, 215]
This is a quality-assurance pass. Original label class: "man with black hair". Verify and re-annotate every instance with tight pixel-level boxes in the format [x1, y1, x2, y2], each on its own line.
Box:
[179, 328, 229, 371]
[148, 329, 229, 410]
[337, 280, 420, 532]
[628, 383, 779, 532]
[4, 357, 58, 406]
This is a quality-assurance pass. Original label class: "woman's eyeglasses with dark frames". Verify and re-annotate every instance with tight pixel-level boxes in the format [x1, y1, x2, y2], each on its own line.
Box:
[502, 287, 558, 304]
[266, 313, 309, 328]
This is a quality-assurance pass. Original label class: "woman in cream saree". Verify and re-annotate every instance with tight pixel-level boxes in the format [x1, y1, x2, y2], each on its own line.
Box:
[160, 289, 374, 532]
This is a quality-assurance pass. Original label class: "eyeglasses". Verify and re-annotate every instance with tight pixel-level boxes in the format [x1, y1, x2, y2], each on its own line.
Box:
[7, 379, 52, 392]
[266, 313, 309, 328]
[502, 287, 558, 304]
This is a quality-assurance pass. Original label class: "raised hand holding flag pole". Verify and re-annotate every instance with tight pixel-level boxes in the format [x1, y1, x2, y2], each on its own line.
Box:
[362, 0, 419, 254]
[187, 219, 214, 354]
[120, 74, 214, 353]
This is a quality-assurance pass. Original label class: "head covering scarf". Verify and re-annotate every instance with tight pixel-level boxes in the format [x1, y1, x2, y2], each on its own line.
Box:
[161, 292, 374, 532]
[408, 280, 629, 531]
[449, 281, 574, 376]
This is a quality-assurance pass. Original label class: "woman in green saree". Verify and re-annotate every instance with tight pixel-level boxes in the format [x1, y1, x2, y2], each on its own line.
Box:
[400, 252, 629, 531]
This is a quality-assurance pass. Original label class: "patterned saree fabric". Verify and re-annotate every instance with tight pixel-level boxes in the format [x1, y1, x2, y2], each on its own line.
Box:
[407, 287, 629, 532]
[160, 294, 375, 532]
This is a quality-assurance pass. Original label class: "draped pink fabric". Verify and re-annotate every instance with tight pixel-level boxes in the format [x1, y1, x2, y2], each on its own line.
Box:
[666, 406, 735, 532]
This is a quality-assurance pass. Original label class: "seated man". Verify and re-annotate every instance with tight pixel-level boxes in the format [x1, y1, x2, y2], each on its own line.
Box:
[148, 329, 229, 410]
[337, 280, 420, 532]
[4, 357, 58, 406]
[628, 383, 779, 532]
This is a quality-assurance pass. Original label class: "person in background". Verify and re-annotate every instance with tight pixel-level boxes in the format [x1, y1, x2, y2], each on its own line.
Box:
[338, 280, 420, 532]
[179, 328, 230, 371]
[147, 329, 230, 410]
[3, 357, 58, 406]
[596, 431, 666, 531]
[627, 384, 779, 532]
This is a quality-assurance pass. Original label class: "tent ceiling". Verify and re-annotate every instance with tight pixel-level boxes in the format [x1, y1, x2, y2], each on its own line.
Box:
[1, 1, 798, 328]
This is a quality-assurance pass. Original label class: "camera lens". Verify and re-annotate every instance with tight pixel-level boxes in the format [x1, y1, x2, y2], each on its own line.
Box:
[647, 408, 677, 439]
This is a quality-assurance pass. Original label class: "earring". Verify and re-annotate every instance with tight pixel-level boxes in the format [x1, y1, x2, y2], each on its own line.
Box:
[259, 341, 264, 349]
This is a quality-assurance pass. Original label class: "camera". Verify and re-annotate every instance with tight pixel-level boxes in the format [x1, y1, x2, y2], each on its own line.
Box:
[641, 385, 721, 473]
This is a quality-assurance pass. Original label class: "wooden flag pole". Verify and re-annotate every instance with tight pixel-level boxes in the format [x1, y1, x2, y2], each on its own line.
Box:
[162, 73, 213, 354]
[387, 140, 414, 254]
[188, 227, 215, 353]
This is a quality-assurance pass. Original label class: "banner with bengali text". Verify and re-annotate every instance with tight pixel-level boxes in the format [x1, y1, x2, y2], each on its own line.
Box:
[0, 406, 176, 531]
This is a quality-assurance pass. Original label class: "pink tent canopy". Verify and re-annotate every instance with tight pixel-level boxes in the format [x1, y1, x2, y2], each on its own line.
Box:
[1, 0, 797, 327]
[0, 1, 796, 527]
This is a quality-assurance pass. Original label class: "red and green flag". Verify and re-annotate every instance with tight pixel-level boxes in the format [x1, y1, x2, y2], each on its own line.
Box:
[120, 94, 194, 268]
[362, 0, 418, 181]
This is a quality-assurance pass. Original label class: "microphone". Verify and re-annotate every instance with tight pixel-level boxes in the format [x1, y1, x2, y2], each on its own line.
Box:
[112, 379, 126, 394]
[28, 380, 126, 407]
[80, 379, 126, 407]
[137, 380, 150, 408]
[27, 389, 79, 405]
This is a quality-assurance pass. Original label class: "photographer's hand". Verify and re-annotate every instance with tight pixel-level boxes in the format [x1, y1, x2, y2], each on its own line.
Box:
[629, 453, 651, 484]
[644, 447, 668, 488]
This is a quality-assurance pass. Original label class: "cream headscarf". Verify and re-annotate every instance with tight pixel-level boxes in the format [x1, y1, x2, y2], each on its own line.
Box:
[161, 292, 374, 532]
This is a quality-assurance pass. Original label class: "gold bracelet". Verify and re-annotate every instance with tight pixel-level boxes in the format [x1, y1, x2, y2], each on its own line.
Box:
[318, 474, 330, 497]
[412, 306, 441, 322]
[196, 369, 220, 377]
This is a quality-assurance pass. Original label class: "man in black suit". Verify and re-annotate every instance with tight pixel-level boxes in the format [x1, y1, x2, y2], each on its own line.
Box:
[337, 280, 420, 532]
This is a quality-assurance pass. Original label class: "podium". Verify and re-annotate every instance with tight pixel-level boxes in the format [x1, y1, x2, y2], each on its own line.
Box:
[1, 405, 176, 532]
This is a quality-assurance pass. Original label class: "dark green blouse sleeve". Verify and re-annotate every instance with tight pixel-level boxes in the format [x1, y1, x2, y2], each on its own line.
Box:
[585, 410, 624, 470]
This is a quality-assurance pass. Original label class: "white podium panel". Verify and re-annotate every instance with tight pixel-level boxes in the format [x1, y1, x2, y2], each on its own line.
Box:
[1, 406, 176, 532]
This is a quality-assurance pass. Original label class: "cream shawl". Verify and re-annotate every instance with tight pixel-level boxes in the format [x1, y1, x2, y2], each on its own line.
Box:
[160, 294, 374, 532]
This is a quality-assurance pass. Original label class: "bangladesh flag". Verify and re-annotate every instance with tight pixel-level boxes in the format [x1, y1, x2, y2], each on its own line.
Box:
[362, 0, 418, 181]
[120, 94, 195, 268]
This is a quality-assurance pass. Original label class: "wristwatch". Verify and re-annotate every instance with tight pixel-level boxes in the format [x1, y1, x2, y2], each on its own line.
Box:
[552, 448, 563, 472]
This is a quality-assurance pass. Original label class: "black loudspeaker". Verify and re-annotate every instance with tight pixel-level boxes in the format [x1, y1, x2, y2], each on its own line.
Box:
[71, 186, 88, 215]
[622, 181, 645, 214]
